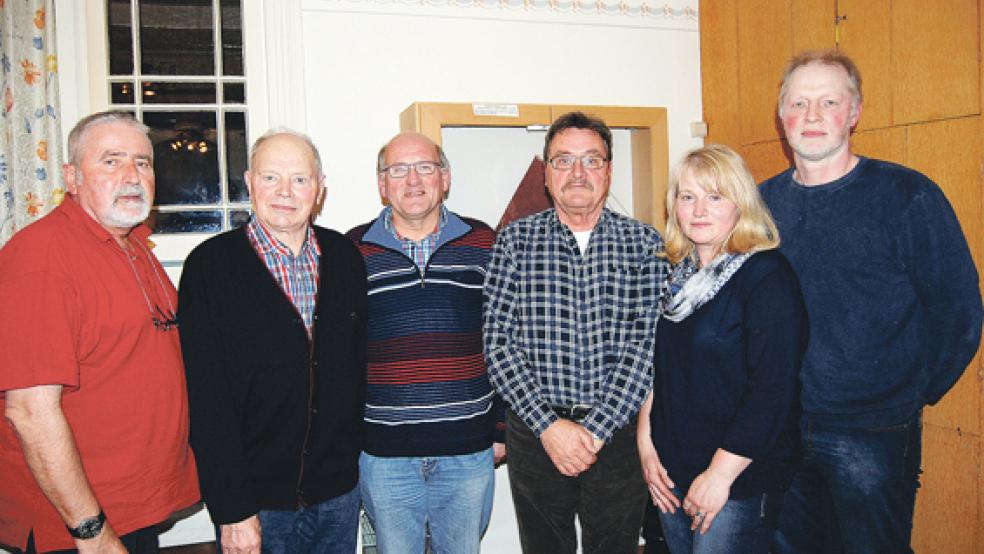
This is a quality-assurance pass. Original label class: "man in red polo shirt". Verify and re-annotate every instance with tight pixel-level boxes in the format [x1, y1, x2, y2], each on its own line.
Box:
[0, 111, 199, 553]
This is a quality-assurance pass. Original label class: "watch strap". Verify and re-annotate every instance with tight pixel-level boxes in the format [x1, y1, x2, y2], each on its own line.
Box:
[67, 510, 106, 539]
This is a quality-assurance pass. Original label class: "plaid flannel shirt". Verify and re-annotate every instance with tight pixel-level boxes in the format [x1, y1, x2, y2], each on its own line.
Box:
[246, 218, 321, 336]
[483, 208, 669, 442]
[383, 205, 448, 270]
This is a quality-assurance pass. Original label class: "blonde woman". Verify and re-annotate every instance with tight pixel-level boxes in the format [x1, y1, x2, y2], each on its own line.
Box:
[637, 145, 807, 554]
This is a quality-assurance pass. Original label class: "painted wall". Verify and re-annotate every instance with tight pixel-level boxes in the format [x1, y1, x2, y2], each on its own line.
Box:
[298, 0, 702, 233]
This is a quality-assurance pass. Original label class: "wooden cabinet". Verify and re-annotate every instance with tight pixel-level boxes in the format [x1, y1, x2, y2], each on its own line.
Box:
[709, 0, 981, 157]
[838, 0, 893, 131]
[891, 0, 980, 124]
[736, 0, 793, 145]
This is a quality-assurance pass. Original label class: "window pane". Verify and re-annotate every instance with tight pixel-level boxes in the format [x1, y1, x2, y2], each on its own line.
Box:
[228, 209, 251, 228]
[225, 111, 248, 202]
[142, 82, 217, 104]
[140, 0, 215, 75]
[145, 111, 221, 205]
[149, 210, 222, 233]
[111, 81, 135, 104]
[223, 82, 245, 104]
[107, 0, 134, 75]
[220, 0, 243, 75]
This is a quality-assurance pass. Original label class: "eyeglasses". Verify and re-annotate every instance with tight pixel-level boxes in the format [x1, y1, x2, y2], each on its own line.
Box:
[152, 306, 179, 331]
[380, 161, 443, 179]
[547, 155, 609, 170]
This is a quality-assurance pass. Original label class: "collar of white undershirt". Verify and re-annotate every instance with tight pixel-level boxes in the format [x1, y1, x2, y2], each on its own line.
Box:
[572, 229, 592, 254]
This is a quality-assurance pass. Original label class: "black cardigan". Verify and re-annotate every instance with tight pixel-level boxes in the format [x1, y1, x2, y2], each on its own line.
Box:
[177, 226, 367, 524]
[650, 250, 808, 499]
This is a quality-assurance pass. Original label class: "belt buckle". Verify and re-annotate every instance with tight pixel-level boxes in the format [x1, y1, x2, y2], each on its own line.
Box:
[571, 404, 592, 421]
[554, 403, 591, 422]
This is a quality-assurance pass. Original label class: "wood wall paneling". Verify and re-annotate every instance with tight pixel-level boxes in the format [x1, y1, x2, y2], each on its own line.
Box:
[892, 0, 981, 125]
[699, 0, 740, 145]
[849, 126, 905, 166]
[838, 0, 894, 131]
[736, 140, 791, 183]
[905, 117, 982, 292]
[791, 0, 835, 52]
[907, 117, 984, 436]
[912, 424, 979, 554]
[737, 0, 792, 145]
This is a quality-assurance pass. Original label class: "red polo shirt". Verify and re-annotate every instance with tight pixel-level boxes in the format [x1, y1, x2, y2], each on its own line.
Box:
[0, 197, 199, 552]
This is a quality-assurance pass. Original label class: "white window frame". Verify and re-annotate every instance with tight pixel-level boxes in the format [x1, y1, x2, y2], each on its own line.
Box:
[56, 0, 308, 279]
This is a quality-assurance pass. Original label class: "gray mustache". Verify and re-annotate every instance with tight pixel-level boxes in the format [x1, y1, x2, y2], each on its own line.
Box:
[114, 184, 148, 203]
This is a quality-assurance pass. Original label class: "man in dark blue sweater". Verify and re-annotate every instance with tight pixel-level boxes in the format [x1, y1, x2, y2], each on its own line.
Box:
[347, 132, 505, 554]
[762, 49, 983, 554]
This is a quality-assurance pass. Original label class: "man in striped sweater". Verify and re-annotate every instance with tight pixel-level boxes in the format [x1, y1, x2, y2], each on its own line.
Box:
[347, 132, 505, 554]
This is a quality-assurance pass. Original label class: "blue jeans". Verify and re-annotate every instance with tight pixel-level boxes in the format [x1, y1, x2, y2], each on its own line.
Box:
[359, 448, 495, 554]
[241, 486, 360, 554]
[773, 413, 922, 554]
[659, 488, 781, 554]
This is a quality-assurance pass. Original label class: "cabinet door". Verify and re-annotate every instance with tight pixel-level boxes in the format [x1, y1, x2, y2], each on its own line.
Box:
[700, 0, 740, 145]
[838, 0, 893, 131]
[892, 0, 980, 124]
[792, 0, 835, 52]
[737, 0, 793, 144]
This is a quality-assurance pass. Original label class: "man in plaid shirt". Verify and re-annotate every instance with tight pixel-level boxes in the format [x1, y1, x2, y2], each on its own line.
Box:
[484, 112, 669, 553]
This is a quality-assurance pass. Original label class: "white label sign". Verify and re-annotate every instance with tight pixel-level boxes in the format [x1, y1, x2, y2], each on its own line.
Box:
[472, 103, 520, 117]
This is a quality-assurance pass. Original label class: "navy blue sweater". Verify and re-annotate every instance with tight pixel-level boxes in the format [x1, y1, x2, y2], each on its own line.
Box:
[347, 211, 505, 458]
[760, 157, 982, 428]
[650, 251, 807, 498]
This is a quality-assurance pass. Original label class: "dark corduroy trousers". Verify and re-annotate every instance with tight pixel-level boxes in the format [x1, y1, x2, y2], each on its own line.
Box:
[506, 410, 647, 554]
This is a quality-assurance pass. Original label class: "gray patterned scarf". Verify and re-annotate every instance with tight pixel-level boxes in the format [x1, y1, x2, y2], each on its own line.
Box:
[662, 252, 753, 322]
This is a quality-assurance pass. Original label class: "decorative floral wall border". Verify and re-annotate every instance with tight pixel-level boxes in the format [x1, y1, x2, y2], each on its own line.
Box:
[304, 0, 698, 28]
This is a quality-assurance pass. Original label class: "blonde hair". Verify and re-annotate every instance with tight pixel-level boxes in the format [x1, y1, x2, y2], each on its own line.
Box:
[664, 144, 779, 265]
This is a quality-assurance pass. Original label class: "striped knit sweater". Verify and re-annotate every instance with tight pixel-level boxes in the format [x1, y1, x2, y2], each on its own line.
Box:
[347, 210, 505, 457]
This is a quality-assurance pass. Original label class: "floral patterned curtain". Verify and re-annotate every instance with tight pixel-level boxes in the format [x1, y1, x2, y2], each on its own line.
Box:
[0, 0, 62, 248]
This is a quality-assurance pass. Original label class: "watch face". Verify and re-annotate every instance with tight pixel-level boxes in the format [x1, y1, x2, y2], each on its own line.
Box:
[69, 512, 106, 539]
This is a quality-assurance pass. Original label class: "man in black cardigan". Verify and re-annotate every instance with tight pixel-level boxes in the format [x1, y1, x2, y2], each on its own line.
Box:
[178, 129, 367, 554]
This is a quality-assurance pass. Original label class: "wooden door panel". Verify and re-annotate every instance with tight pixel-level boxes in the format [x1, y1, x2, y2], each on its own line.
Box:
[850, 126, 905, 165]
[893, 0, 980, 124]
[792, 0, 835, 52]
[699, 0, 741, 145]
[912, 425, 979, 553]
[906, 118, 982, 283]
[740, 140, 791, 183]
[838, 0, 893, 131]
[906, 117, 982, 435]
[737, 0, 792, 145]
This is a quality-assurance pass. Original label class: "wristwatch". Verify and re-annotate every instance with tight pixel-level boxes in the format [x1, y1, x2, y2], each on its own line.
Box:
[67, 510, 106, 539]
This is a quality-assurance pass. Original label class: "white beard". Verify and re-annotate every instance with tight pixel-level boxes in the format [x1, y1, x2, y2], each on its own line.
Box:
[104, 184, 151, 228]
